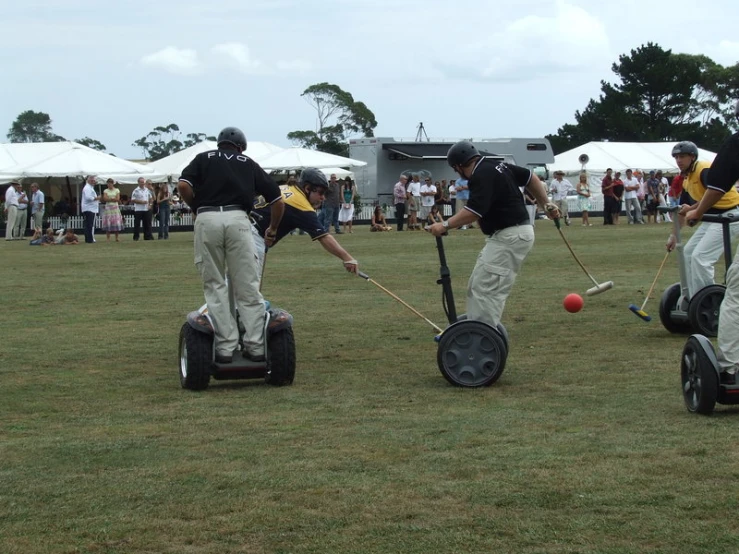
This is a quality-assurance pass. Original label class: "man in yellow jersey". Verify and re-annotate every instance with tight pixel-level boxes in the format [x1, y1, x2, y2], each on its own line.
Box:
[250, 167, 359, 276]
[666, 140, 739, 297]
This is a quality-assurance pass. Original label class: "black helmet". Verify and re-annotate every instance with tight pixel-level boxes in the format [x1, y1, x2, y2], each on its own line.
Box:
[447, 141, 480, 168]
[671, 141, 698, 158]
[217, 127, 247, 150]
[299, 167, 328, 193]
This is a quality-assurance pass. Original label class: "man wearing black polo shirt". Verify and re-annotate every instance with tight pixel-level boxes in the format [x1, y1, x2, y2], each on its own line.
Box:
[427, 140, 558, 327]
[177, 127, 285, 364]
[684, 99, 739, 385]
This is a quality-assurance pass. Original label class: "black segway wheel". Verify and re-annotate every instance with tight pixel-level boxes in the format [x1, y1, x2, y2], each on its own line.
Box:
[179, 323, 213, 391]
[437, 320, 507, 387]
[659, 283, 692, 334]
[265, 327, 296, 386]
[688, 285, 725, 338]
[681, 335, 719, 415]
[456, 314, 509, 353]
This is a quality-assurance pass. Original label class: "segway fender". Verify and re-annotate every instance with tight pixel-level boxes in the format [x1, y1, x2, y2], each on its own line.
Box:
[187, 310, 214, 335]
[267, 307, 293, 334]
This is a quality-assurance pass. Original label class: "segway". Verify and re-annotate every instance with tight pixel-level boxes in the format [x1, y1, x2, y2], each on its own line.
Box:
[658, 207, 735, 337]
[178, 285, 296, 391]
[681, 335, 739, 414]
[434, 235, 509, 387]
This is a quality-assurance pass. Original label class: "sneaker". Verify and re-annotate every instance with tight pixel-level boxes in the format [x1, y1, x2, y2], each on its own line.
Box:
[242, 350, 266, 363]
[215, 353, 233, 364]
[720, 371, 737, 385]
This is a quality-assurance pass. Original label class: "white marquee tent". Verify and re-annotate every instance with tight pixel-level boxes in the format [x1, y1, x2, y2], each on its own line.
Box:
[552, 141, 717, 187]
[259, 147, 367, 171]
[148, 140, 285, 180]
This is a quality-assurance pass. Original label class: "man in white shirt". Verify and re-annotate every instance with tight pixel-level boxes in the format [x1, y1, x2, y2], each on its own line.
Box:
[448, 179, 457, 216]
[549, 171, 574, 226]
[131, 177, 154, 241]
[4, 182, 20, 240]
[622, 169, 644, 224]
[419, 177, 437, 222]
[30, 183, 45, 231]
[81, 175, 100, 243]
[407, 174, 422, 230]
[14, 184, 29, 239]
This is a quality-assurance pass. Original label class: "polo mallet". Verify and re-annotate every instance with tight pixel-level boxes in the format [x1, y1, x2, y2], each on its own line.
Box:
[259, 246, 269, 292]
[553, 218, 614, 296]
[629, 251, 670, 322]
[357, 271, 444, 334]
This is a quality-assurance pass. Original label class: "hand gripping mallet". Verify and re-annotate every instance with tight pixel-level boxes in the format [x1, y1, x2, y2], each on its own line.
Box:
[553, 217, 614, 296]
[629, 251, 670, 321]
[357, 271, 444, 334]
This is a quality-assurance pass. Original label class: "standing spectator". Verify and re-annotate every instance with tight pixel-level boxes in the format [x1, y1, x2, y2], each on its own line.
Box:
[80, 175, 100, 243]
[419, 177, 437, 222]
[131, 177, 154, 241]
[622, 169, 644, 224]
[523, 187, 537, 225]
[101, 178, 124, 242]
[393, 174, 408, 231]
[14, 184, 29, 239]
[601, 168, 616, 225]
[612, 171, 624, 225]
[576, 173, 592, 226]
[549, 171, 573, 226]
[157, 183, 172, 239]
[669, 173, 685, 207]
[29, 183, 45, 232]
[338, 177, 356, 234]
[655, 170, 672, 222]
[4, 182, 20, 240]
[448, 179, 457, 216]
[318, 173, 342, 234]
[645, 170, 660, 224]
[407, 174, 422, 230]
[455, 176, 470, 229]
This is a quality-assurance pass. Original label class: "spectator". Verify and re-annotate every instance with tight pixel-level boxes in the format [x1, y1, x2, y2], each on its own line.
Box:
[80, 175, 100, 243]
[338, 177, 356, 234]
[101, 178, 124, 242]
[131, 177, 154, 241]
[448, 179, 457, 216]
[622, 169, 644, 224]
[419, 177, 437, 222]
[14, 184, 29, 239]
[407, 174, 422, 230]
[29, 183, 45, 232]
[601, 168, 616, 225]
[157, 182, 172, 239]
[62, 228, 80, 245]
[455, 176, 470, 229]
[550, 170, 573, 226]
[645, 170, 660, 224]
[427, 204, 444, 225]
[655, 170, 672, 223]
[393, 174, 408, 231]
[669, 173, 685, 207]
[4, 181, 20, 240]
[319, 173, 343, 234]
[576, 173, 592, 226]
[612, 171, 624, 225]
[370, 205, 392, 232]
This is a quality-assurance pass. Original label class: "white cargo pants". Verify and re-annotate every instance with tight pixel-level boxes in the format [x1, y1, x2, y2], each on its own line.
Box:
[466, 224, 534, 327]
[194, 210, 265, 357]
[717, 259, 739, 375]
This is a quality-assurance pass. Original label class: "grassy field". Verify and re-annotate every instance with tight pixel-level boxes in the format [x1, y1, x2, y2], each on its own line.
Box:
[1, 221, 738, 554]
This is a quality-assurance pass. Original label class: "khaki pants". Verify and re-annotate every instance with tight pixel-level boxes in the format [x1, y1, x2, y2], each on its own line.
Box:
[466, 225, 534, 327]
[194, 210, 265, 357]
[5, 205, 18, 239]
[14, 209, 28, 238]
[554, 199, 569, 221]
[717, 258, 739, 374]
[32, 211, 44, 230]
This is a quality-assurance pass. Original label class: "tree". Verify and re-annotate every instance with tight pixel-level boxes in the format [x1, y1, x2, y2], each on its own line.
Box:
[132, 124, 215, 161]
[547, 44, 739, 153]
[7, 110, 66, 142]
[75, 137, 107, 151]
[287, 83, 378, 156]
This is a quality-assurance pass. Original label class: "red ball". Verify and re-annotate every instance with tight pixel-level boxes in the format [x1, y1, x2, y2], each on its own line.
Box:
[563, 293, 584, 313]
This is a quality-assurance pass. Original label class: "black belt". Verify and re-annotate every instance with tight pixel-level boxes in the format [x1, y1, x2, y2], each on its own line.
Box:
[197, 205, 244, 214]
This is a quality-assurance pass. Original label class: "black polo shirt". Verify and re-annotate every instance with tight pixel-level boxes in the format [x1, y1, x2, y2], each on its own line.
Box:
[465, 159, 532, 235]
[708, 132, 739, 193]
[179, 147, 281, 212]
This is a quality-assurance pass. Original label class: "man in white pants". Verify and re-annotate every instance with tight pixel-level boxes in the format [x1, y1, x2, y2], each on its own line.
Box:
[30, 183, 45, 231]
[549, 171, 573, 226]
[4, 182, 20, 240]
[622, 169, 644, 224]
[685, 99, 739, 385]
[13, 185, 29, 239]
[667, 141, 739, 299]
[177, 126, 284, 364]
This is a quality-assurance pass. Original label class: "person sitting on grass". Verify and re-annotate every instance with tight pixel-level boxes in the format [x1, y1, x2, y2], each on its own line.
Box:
[370, 205, 392, 232]
[427, 204, 444, 225]
[62, 229, 80, 245]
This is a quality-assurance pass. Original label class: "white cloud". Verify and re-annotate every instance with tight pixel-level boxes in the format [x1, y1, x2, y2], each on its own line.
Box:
[140, 46, 202, 76]
[211, 42, 262, 73]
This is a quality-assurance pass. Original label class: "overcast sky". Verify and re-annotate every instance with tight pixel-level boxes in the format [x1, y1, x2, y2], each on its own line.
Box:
[2, 0, 738, 159]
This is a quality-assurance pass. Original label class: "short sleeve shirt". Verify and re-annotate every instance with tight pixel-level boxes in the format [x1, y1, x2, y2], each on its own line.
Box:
[465, 159, 532, 234]
[708, 132, 739, 193]
[252, 185, 327, 244]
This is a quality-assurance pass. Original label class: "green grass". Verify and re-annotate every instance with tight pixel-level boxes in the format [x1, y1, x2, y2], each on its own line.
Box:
[1, 222, 738, 554]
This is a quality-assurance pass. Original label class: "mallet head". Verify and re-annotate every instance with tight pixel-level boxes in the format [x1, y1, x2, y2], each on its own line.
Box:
[585, 281, 614, 296]
[628, 303, 652, 322]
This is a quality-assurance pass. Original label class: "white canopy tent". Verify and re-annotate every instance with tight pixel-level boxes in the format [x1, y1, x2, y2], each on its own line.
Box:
[0, 142, 166, 185]
[259, 147, 367, 171]
[147, 140, 285, 180]
[319, 167, 354, 180]
[552, 141, 717, 192]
